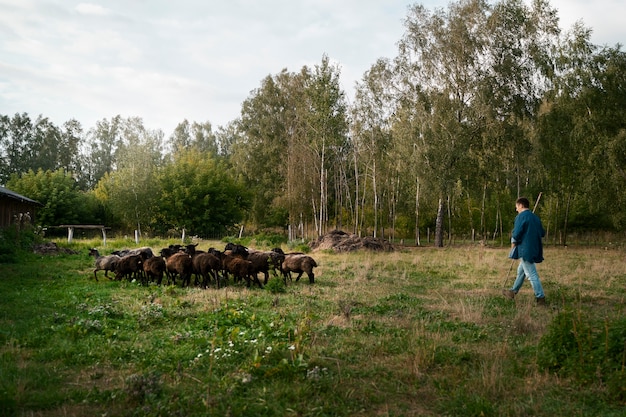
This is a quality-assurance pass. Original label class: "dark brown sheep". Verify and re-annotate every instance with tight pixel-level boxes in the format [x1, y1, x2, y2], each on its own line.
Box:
[224, 242, 249, 257]
[220, 253, 260, 288]
[112, 247, 154, 260]
[184, 243, 203, 255]
[114, 254, 144, 282]
[143, 256, 166, 285]
[281, 254, 317, 284]
[192, 252, 222, 288]
[89, 248, 121, 281]
[246, 249, 285, 285]
[166, 252, 193, 287]
[208, 248, 229, 281]
[159, 244, 184, 259]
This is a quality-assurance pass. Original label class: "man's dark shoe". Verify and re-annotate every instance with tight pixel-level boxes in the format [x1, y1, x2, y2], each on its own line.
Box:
[536, 297, 546, 306]
[502, 289, 516, 300]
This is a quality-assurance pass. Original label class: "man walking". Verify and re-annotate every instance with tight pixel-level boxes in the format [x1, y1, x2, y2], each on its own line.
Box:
[503, 197, 547, 305]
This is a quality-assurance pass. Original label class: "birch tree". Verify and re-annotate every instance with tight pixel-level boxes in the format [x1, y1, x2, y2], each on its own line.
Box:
[394, 0, 488, 246]
[352, 58, 396, 237]
[93, 118, 164, 234]
[300, 56, 348, 236]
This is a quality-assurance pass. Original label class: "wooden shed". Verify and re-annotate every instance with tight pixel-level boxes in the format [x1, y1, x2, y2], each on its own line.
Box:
[0, 186, 42, 229]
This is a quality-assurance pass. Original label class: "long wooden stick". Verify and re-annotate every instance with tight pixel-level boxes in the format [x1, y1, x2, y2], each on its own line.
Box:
[533, 192, 543, 213]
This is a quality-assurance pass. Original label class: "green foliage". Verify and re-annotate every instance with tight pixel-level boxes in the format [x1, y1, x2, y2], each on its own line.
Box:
[124, 371, 164, 406]
[156, 149, 251, 237]
[221, 235, 252, 247]
[91, 119, 164, 234]
[193, 300, 308, 378]
[287, 241, 311, 253]
[0, 226, 40, 263]
[253, 231, 288, 247]
[0, 113, 83, 185]
[537, 308, 626, 401]
[7, 168, 101, 227]
[265, 276, 286, 294]
[2, 0, 626, 242]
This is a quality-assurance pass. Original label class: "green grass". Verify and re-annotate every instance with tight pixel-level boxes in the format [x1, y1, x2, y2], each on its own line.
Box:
[1, 240, 625, 416]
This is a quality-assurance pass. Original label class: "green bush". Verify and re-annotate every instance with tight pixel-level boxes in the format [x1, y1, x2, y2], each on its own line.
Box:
[221, 236, 252, 248]
[254, 232, 288, 247]
[265, 276, 286, 294]
[537, 308, 626, 401]
[0, 226, 39, 263]
[288, 241, 311, 253]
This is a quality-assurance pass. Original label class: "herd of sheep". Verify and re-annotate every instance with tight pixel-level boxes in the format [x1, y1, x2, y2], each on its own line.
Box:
[88, 243, 317, 289]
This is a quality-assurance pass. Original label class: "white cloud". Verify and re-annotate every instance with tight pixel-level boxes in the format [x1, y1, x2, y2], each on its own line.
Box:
[0, 0, 623, 135]
[75, 2, 110, 16]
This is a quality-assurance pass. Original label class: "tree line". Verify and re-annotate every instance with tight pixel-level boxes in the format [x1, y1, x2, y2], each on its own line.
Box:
[1, 0, 625, 246]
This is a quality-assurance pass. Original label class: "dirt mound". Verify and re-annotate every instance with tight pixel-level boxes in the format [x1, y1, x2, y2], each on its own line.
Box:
[310, 230, 396, 253]
[33, 242, 79, 255]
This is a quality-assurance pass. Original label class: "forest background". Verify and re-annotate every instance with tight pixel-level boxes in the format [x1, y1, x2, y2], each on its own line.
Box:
[2, 0, 625, 247]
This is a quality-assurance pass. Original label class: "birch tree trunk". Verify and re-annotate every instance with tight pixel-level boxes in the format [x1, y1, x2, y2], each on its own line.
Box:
[435, 196, 444, 248]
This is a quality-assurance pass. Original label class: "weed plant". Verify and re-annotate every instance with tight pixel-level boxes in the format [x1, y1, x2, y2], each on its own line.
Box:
[0, 240, 625, 416]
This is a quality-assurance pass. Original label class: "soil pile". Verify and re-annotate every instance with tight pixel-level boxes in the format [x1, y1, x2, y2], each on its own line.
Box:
[33, 242, 79, 255]
[311, 230, 396, 253]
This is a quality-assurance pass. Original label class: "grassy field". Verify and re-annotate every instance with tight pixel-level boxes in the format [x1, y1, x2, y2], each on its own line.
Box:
[1, 239, 625, 416]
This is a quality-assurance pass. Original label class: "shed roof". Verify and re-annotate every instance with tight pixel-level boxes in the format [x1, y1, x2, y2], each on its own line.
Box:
[0, 186, 42, 206]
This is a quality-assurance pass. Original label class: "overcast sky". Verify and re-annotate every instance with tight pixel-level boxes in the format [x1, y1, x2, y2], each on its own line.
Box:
[1, 0, 624, 136]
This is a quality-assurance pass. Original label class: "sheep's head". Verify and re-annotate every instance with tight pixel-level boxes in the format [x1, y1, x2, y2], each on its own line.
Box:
[184, 243, 199, 255]
[225, 243, 249, 257]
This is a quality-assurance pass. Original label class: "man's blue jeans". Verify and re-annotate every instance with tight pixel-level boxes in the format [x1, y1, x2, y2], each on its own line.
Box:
[511, 259, 545, 298]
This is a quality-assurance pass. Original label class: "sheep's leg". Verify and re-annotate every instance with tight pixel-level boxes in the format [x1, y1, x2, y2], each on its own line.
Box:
[307, 272, 315, 284]
[94, 270, 99, 282]
[295, 271, 304, 282]
[204, 271, 212, 289]
[253, 274, 264, 289]
[213, 270, 220, 289]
